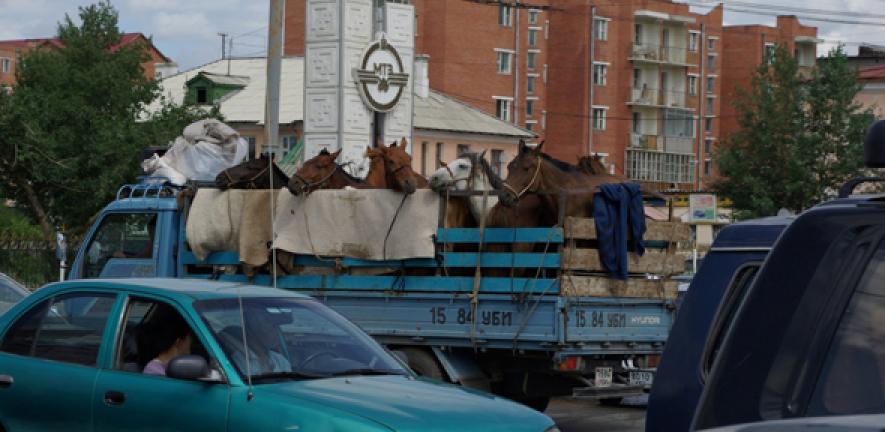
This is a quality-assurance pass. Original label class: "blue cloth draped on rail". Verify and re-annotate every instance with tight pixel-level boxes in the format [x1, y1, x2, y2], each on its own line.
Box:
[592, 183, 646, 280]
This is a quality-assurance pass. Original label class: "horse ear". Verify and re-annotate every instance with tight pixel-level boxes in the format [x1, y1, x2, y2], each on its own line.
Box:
[400, 137, 408, 148]
[534, 140, 546, 153]
[389, 140, 398, 148]
[518, 140, 527, 154]
[331, 149, 342, 160]
[479, 149, 488, 161]
[319, 148, 329, 155]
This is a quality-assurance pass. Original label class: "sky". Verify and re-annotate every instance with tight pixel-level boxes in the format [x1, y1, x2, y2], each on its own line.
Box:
[0, 0, 882, 71]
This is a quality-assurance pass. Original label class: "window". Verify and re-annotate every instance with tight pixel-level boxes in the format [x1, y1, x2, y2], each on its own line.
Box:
[528, 9, 539, 25]
[1, 293, 116, 366]
[689, 75, 698, 95]
[491, 149, 505, 176]
[593, 63, 607, 86]
[496, 99, 511, 122]
[706, 55, 715, 70]
[633, 69, 641, 89]
[594, 18, 608, 41]
[635, 24, 643, 45]
[196, 87, 208, 104]
[499, 5, 512, 27]
[435, 142, 443, 169]
[457, 144, 470, 156]
[704, 159, 711, 176]
[706, 76, 714, 93]
[706, 96, 715, 115]
[527, 76, 535, 93]
[689, 32, 699, 52]
[527, 52, 537, 70]
[632, 112, 640, 134]
[705, 116, 713, 132]
[496, 51, 512, 74]
[526, 99, 535, 116]
[705, 138, 714, 154]
[0, 58, 9, 74]
[528, 29, 538, 47]
[420, 141, 428, 175]
[525, 122, 534, 131]
[115, 298, 210, 375]
[764, 43, 776, 65]
[83, 213, 157, 278]
[664, 108, 694, 138]
[707, 37, 716, 51]
[807, 244, 885, 415]
[592, 108, 606, 130]
[281, 136, 297, 155]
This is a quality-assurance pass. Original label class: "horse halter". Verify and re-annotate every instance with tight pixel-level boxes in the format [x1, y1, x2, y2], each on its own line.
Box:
[291, 163, 341, 193]
[502, 156, 542, 199]
[437, 160, 473, 188]
[222, 164, 271, 189]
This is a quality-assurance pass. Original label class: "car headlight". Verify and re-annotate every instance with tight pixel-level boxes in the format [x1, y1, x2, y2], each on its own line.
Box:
[545, 426, 562, 432]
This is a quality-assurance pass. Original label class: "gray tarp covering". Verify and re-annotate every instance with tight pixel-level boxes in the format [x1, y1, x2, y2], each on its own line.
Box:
[273, 189, 440, 261]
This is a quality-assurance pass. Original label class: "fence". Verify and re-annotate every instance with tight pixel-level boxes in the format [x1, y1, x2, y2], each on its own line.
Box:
[0, 234, 80, 289]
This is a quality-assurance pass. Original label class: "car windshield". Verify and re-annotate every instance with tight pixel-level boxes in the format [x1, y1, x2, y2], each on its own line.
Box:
[194, 297, 408, 383]
[0, 274, 29, 316]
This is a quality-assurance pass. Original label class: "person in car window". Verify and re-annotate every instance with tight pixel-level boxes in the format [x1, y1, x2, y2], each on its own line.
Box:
[230, 312, 292, 375]
[143, 313, 193, 376]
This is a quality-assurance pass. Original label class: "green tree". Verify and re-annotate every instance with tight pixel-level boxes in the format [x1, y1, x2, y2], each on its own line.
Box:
[0, 2, 215, 238]
[715, 45, 872, 218]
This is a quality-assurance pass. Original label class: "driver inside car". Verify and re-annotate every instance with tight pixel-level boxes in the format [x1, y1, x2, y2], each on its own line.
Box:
[227, 309, 292, 375]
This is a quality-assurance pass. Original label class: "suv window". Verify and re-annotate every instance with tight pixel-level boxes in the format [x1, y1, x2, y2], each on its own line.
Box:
[83, 213, 157, 278]
[808, 244, 885, 415]
[701, 263, 761, 379]
[115, 297, 209, 376]
[0, 293, 116, 366]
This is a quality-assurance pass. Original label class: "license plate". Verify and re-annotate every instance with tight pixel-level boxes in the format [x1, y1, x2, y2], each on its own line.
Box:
[629, 371, 653, 386]
[595, 367, 613, 388]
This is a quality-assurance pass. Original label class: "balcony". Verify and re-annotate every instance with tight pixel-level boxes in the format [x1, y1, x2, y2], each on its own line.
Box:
[629, 86, 686, 108]
[630, 43, 693, 66]
[625, 148, 695, 185]
[630, 134, 694, 154]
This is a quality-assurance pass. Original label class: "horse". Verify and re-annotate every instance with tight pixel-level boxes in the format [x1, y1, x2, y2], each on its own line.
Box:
[499, 140, 605, 220]
[429, 151, 501, 223]
[369, 138, 429, 194]
[576, 155, 669, 201]
[215, 154, 289, 189]
[286, 149, 368, 195]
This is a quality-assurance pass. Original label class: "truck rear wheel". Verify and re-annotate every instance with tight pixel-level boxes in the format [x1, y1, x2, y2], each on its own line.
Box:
[401, 348, 445, 380]
[514, 396, 551, 412]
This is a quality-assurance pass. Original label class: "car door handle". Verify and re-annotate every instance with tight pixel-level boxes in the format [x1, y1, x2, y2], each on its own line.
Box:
[103, 390, 125, 406]
[0, 375, 12, 389]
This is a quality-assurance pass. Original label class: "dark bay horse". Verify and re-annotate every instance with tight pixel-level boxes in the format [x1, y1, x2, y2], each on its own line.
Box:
[286, 149, 368, 195]
[576, 155, 669, 201]
[500, 141, 606, 220]
[215, 154, 289, 189]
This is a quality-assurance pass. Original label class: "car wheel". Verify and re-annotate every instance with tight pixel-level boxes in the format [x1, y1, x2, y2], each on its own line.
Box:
[515, 396, 551, 412]
[401, 348, 445, 380]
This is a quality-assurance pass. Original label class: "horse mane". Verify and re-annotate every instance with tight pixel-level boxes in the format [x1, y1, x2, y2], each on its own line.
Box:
[537, 152, 579, 173]
[336, 163, 364, 183]
[466, 152, 505, 189]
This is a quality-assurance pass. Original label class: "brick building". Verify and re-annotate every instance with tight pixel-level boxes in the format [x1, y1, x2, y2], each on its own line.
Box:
[285, 0, 818, 191]
[0, 32, 176, 87]
[719, 16, 818, 178]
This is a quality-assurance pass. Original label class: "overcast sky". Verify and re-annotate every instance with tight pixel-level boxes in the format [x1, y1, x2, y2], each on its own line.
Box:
[0, 0, 881, 71]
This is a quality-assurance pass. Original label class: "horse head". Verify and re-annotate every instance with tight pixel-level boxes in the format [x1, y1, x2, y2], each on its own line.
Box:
[577, 155, 609, 176]
[216, 154, 286, 189]
[500, 140, 546, 207]
[428, 156, 473, 192]
[380, 138, 424, 195]
[287, 148, 341, 195]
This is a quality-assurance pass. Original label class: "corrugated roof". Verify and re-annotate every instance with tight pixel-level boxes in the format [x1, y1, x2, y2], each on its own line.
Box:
[153, 56, 533, 138]
[152, 57, 303, 125]
[189, 71, 250, 87]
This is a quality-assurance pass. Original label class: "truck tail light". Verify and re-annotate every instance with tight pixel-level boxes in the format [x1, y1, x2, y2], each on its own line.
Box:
[557, 356, 583, 372]
[645, 355, 661, 368]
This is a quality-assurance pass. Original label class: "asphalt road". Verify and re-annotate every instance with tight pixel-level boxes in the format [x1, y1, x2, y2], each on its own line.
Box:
[546, 397, 647, 432]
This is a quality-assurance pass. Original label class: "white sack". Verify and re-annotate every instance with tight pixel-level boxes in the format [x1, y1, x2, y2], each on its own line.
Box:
[141, 154, 188, 185]
[156, 119, 248, 182]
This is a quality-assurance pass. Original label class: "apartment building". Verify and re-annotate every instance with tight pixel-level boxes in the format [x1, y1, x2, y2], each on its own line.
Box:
[285, 1, 821, 191]
[0, 32, 176, 86]
[719, 16, 818, 179]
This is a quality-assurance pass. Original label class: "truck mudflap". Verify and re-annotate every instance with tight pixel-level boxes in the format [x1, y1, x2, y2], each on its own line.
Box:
[570, 363, 655, 400]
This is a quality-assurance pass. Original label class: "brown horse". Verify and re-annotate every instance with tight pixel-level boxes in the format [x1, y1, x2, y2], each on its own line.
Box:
[216, 154, 289, 189]
[286, 149, 368, 195]
[500, 141, 603, 220]
[368, 138, 428, 194]
[576, 155, 669, 201]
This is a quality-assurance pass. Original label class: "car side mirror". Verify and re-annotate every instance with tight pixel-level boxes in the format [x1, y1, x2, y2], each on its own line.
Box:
[865, 119, 885, 168]
[167, 355, 217, 382]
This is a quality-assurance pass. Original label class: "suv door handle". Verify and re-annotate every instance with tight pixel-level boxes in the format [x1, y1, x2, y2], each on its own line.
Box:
[104, 390, 125, 406]
[0, 375, 12, 389]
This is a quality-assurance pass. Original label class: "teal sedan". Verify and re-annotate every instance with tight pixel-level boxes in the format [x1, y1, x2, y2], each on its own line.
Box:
[0, 279, 557, 431]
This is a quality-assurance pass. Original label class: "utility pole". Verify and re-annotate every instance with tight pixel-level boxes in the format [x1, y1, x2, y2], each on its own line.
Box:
[264, 0, 283, 158]
[218, 32, 228, 59]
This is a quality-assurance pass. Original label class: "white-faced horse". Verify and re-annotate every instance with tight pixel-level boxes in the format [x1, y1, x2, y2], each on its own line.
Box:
[428, 151, 500, 222]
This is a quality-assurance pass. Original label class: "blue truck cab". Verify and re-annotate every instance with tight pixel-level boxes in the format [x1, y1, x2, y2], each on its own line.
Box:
[646, 216, 792, 431]
[67, 182, 678, 410]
